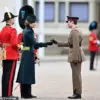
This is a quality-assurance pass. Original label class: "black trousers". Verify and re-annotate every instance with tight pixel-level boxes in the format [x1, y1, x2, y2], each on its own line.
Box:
[2, 60, 17, 97]
[90, 51, 96, 70]
[20, 84, 32, 97]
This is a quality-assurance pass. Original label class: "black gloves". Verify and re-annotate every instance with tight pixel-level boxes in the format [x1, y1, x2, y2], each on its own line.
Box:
[46, 42, 53, 45]
[35, 39, 58, 48]
[50, 39, 58, 44]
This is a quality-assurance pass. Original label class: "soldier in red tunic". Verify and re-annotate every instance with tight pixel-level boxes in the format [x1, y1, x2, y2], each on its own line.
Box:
[88, 21, 100, 70]
[0, 12, 18, 99]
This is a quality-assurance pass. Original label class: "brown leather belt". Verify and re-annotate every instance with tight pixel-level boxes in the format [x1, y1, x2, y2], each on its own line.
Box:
[69, 46, 81, 48]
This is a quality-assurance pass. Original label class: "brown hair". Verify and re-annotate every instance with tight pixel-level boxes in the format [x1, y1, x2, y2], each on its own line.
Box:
[71, 20, 77, 25]
[69, 20, 77, 25]
[73, 20, 77, 25]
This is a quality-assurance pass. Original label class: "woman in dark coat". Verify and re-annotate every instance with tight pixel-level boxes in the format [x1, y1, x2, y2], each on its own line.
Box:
[16, 14, 53, 99]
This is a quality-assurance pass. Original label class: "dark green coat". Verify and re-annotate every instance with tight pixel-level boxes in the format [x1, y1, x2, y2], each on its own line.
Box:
[16, 27, 48, 84]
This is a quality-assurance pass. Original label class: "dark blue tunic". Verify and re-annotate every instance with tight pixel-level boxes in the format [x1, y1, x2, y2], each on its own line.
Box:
[16, 27, 47, 84]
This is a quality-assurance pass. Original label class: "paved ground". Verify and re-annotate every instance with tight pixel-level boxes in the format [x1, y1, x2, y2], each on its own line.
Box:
[0, 56, 100, 100]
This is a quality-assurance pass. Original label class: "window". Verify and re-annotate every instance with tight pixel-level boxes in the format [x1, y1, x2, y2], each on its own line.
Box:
[59, 2, 66, 22]
[70, 2, 89, 22]
[35, 2, 39, 21]
[45, 2, 55, 21]
[35, 2, 55, 22]
[23, 0, 27, 5]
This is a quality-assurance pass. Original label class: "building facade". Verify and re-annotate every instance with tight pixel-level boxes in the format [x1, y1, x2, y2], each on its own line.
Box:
[0, 0, 100, 55]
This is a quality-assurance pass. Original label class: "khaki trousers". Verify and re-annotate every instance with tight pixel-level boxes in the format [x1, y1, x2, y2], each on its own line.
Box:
[70, 62, 82, 94]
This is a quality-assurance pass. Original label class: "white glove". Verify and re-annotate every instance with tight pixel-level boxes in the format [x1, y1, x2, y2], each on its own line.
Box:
[20, 45, 23, 50]
[97, 40, 100, 45]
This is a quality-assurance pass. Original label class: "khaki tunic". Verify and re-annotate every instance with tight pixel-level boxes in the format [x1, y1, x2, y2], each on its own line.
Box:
[57, 27, 85, 63]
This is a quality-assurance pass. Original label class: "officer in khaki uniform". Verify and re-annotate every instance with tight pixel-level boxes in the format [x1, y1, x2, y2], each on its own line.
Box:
[51, 16, 85, 99]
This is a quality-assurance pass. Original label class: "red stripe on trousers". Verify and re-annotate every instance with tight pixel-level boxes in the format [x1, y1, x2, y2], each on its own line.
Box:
[8, 61, 16, 96]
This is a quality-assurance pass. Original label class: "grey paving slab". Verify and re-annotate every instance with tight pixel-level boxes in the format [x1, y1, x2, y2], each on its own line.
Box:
[0, 56, 100, 100]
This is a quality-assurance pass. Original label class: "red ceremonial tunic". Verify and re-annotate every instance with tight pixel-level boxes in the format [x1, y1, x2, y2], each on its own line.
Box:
[88, 32, 98, 51]
[18, 33, 23, 44]
[0, 25, 18, 60]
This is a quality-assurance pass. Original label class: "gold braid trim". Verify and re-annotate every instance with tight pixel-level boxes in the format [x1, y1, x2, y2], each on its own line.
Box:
[0, 47, 6, 60]
[3, 47, 6, 60]
[8, 12, 11, 18]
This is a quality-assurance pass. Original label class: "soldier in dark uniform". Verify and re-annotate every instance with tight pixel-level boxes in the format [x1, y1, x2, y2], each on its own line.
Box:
[88, 21, 100, 70]
[16, 5, 53, 99]
[0, 12, 18, 100]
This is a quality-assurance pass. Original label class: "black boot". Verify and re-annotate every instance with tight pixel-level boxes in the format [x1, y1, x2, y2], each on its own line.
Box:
[28, 95, 37, 98]
[21, 84, 37, 99]
[21, 95, 37, 99]
[68, 94, 81, 99]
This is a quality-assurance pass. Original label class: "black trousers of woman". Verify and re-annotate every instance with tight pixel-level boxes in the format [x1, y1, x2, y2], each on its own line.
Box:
[20, 84, 31, 97]
[20, 84, 37, 99]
